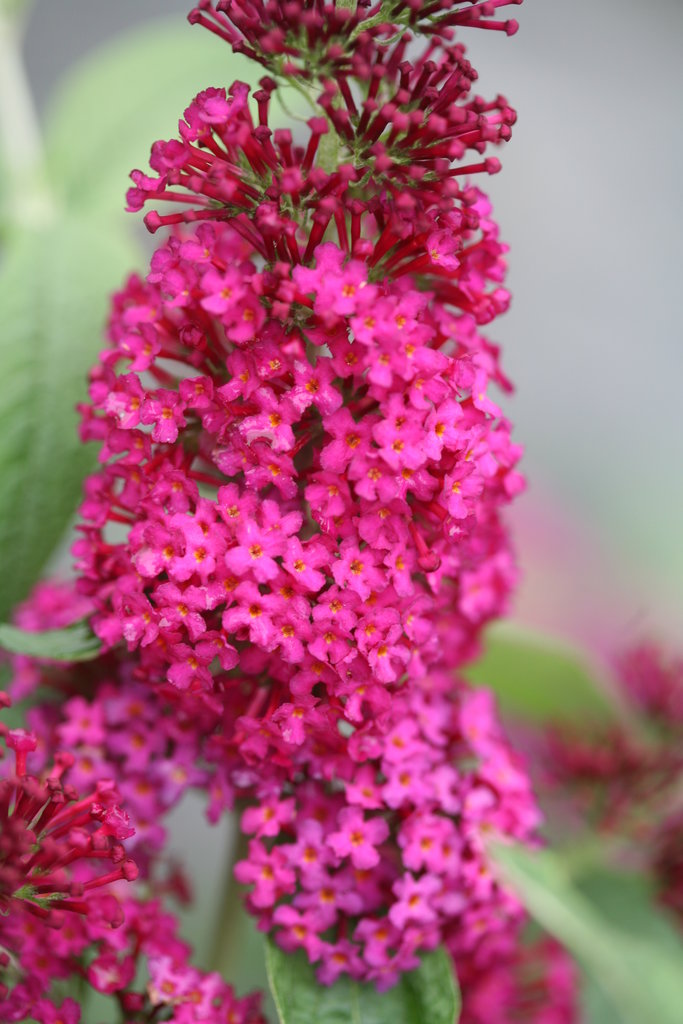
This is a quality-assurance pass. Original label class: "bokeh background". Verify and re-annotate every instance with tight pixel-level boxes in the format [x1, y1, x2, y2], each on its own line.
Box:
[17, 0, 683, 972]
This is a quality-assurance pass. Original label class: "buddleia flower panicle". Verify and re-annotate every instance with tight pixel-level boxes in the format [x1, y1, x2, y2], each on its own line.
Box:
[0, 1, 589, 1018]
[63, 0, 543, 992]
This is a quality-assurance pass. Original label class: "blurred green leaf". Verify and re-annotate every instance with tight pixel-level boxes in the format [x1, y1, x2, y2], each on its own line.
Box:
[265, 941, 460, 1024]
[0, 0, 31, 19]
[576, 869, 683, 1023]
[492, 843, 683, 1024]
[43, 18, 262, 217]
[464, 622, 614, 723]
[0, 216, 136, 619]
[0, 620, 100, 661]
[581, 977, 622, 1024]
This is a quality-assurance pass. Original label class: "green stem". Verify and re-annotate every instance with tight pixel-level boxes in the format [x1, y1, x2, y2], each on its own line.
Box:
[210, 827, 250, 975]
[281, 75, 318, 115]
[316, 122, 341, 175]
[0, 5, 54, 232]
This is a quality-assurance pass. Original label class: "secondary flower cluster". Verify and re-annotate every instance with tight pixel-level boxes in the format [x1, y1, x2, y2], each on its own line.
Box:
[543, 644, 683, 925]
[2, 884, 265, 1024]
[0, 714, 134, 1016]
[1, 585, 270, 1022]
[0, 724, 136, 913]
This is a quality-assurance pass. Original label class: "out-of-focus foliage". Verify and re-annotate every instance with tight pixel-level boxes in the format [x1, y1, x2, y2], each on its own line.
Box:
[492, 844, 683, 1024]
[44, 18, 262, 217]
[465, 623, 615, 723]
[0, 217, 135, 618]
[0, 619, 101, 659]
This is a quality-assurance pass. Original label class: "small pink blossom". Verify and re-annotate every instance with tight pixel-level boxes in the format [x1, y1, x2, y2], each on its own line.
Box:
[327, 808, 389, 870]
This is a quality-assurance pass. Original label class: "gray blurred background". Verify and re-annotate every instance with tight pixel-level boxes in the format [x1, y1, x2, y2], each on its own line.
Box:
[19, 0, 683, 971]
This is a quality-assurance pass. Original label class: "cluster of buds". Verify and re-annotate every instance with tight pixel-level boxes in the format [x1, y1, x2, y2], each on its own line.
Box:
[0, 682, 265, 1021]
[188, 0, 523, 81]
[0, 720, 137, 926]
[0, 711, 135, 1012]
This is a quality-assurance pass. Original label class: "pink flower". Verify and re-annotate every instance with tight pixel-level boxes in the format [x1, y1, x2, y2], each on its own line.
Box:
[427, 231, 461, 272]
[331, 541, 385, 601]
[290, 359, 343, 416]
[88, 953, 136, 994]
[234, 841, 296, 908]
[320, 408, 374, 474]
[389, 873, 441, 930]
[327, 809, 389, 870]
[140, 388, 187, 443]
[282, 537, 328, 593]
[272, 905, 325, 961]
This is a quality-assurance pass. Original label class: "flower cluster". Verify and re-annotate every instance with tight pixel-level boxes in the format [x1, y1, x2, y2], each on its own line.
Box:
[1, 0, 570, 1017]
[232, 680, 539, 987]
[460, 936, 578, 1024]
[2, 885, 265, 1024]
[189, 0, 522, 81]
[0, 722, 137, 918]
[1, 675, 265, 1023]
[542, 644, 683, 927]
[63, 0, 538, 994]
[0, 715, 136, 1015]
[78, 221, 520, 701]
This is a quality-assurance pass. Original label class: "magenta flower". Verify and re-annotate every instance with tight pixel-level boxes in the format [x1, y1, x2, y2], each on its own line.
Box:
[327, 808, 390, 870]
[0, 728, 137, 925]
[234, 840, 296, 908]
[389, 873, 442, 931]
[13, 0, 546, 1000]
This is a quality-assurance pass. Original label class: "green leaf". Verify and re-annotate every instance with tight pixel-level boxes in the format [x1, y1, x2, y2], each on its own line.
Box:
[0, 216, 137, 619]
[0, 620, 101, 661]
[464, 622, 614, 723]
[581, 976, 622, 1024]
[44, 18, 262, 217]
[575, 869, 683, 1024]
[265, 942, 460, 1024]
[0, 0, 32, 19]
[491, 843, 683, 1024]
